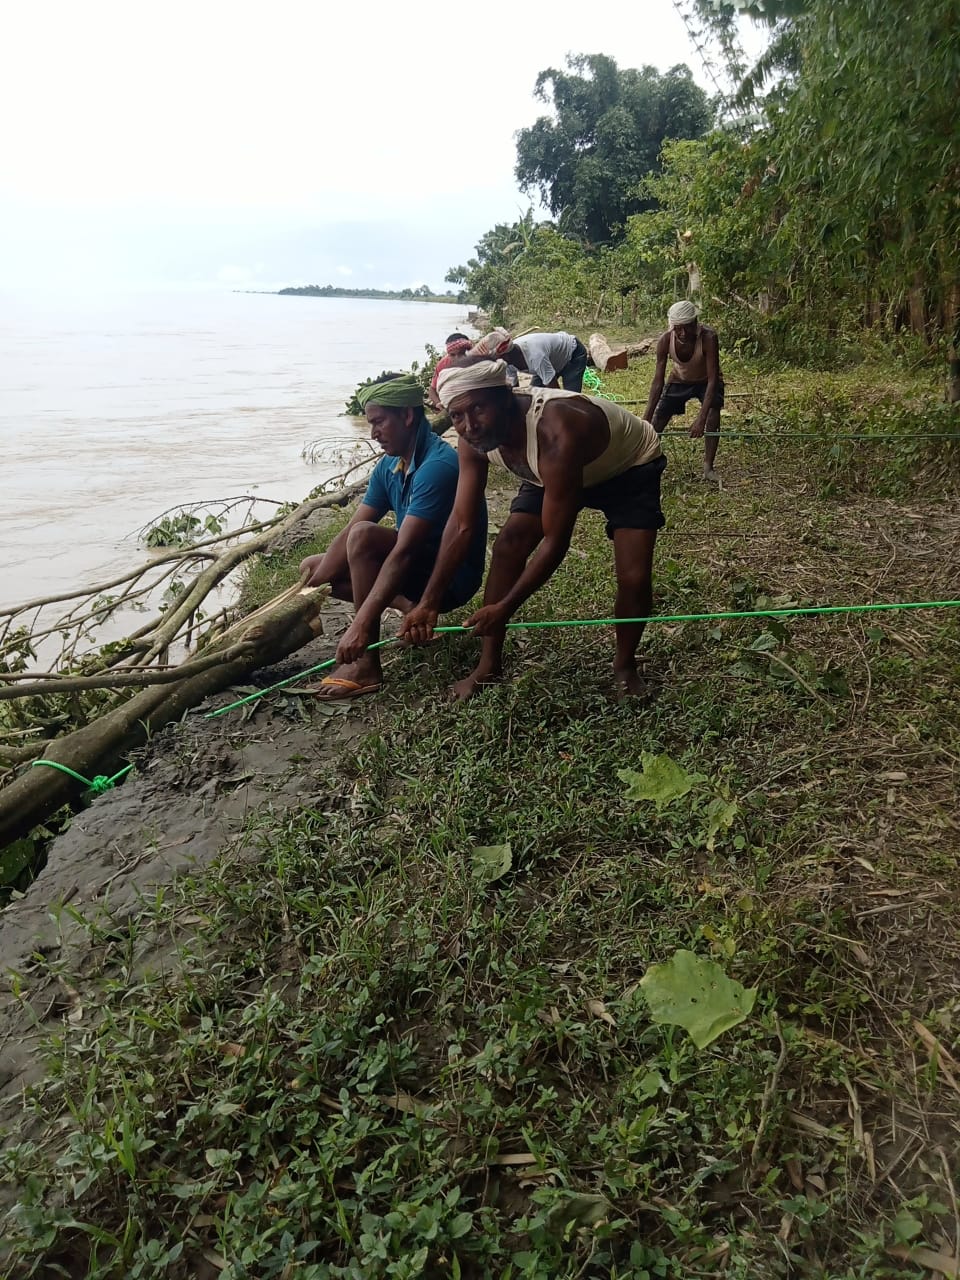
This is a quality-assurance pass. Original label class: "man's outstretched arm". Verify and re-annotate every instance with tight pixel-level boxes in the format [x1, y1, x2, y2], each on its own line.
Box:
[466, 480, 579, 633]
[400, 441, 488, 644]
[643, 335, 669, 423]
[465, 416, 584, 634]
[336, 513, 438, 663]
[691, 329, 721, 437]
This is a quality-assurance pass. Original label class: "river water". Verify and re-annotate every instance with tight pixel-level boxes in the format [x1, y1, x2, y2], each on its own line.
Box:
[0, 291, 471, 610]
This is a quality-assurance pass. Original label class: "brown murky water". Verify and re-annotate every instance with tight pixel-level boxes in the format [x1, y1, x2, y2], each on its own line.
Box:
[1, 290, 468, 608]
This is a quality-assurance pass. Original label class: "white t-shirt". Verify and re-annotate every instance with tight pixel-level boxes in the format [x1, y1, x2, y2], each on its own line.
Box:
[515, 332, 577, 384]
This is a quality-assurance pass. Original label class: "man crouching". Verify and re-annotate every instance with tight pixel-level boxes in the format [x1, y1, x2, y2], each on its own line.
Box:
[400, 360, 665, 700]
[299, 373, 487, 698]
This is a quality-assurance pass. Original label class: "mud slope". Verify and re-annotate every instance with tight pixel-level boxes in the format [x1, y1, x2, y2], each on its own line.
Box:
[0, 603, 377, 1132]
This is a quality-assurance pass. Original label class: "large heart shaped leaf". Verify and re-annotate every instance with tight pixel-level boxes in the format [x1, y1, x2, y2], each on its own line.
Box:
[639, 950, 757, 1049]
[472, 843, 512, 884]
[618, 753, 701, 811]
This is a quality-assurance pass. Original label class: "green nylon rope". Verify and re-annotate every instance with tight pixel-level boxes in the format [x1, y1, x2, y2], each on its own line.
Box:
[205, 597, 960, 719]
[661, 430, 960, 439]
[529, 380, 959, 436]
[581, 369, 626, 403]
[31, 760, 133, 795]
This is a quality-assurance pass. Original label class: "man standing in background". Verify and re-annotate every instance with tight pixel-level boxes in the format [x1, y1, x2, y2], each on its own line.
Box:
[644, 301, 723, 481]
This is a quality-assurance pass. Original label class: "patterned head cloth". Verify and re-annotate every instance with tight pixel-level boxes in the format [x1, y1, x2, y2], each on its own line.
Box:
[470, 327, 512, 357]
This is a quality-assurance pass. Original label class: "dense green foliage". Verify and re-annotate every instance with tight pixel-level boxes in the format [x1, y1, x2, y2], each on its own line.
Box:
[455, 6, 960, 391]
[514, 55, 712, 244]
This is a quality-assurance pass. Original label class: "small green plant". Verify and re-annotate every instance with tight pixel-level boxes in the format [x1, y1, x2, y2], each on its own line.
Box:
[143, 511, 223, 548]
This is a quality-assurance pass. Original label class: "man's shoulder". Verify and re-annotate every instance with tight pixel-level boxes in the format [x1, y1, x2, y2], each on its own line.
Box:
[415, 434, 459, 481]
[537, 392, 602, 443]
[369, 453, 396, 483]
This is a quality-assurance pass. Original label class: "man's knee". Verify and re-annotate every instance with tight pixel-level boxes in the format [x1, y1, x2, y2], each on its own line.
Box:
[618, 563, 653, 593]
[346, 520, 386, 555]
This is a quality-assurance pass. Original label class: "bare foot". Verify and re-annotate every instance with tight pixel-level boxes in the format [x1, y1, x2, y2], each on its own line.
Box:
[614, 666, 651, 701]
[451, 666, 502, 701]
[701, 467, 719, 483]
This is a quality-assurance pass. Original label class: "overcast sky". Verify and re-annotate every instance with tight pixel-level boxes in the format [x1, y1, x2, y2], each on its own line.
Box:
[0, 1, 766, 294]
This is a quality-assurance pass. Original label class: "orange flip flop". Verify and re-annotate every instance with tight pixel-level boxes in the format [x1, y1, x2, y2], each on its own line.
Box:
[297, 676, 382, 701]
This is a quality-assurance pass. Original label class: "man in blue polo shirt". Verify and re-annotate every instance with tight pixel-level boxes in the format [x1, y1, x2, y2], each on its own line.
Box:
[299, 373, 487, 699]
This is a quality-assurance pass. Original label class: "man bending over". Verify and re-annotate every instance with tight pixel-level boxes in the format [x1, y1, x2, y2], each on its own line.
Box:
[644, 300, 723, 481]
[300, 374, 487, 698]
[427, 332, 473, 411]
[400, 360, 665, 700]
[473, 328, 589, 392]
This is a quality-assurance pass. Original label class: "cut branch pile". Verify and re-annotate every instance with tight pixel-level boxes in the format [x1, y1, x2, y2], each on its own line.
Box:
[0, 584, 331, 848]
[0, 473, 368, 846]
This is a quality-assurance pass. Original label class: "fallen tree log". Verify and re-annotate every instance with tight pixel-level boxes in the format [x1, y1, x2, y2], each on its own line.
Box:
[0, 586, 330, 851]
[588, 332, 629, 373]
[131, 481, 365, 667]
[0, 641, 255, 701]
[1, 477, 365, 673]
[625, 338, 655, 359]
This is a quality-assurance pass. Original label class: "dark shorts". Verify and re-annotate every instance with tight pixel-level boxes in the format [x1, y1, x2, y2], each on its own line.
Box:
[529, 338, 590, 393]
[509, 454, 667, 539]
[402, 554, 482, 611]
[655, 379, 725, 423]
[559, 338, 589, 392]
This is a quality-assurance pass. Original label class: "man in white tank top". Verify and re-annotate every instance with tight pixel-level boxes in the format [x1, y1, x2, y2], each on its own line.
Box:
[400, 359, 666, 701]
[644, 300, 723, 481]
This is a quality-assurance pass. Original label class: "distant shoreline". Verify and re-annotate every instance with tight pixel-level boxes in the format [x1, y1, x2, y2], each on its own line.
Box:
[246, 285, 467, 305]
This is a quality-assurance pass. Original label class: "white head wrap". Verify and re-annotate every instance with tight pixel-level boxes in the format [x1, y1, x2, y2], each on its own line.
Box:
[667, 300, 698, 327]
[470, 327, 512, 357]
[436, 359, 511, 409]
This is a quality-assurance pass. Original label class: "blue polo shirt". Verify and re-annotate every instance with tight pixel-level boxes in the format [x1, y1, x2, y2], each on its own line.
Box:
[362, 413, 487, 604]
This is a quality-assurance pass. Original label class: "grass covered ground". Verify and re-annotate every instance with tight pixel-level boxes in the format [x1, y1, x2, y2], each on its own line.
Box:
[2, 357, 960, 1278]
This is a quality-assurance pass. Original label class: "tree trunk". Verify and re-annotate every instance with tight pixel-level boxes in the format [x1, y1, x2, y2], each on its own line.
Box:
[588, 332, 629, 373]
[0, 588, 329, 850]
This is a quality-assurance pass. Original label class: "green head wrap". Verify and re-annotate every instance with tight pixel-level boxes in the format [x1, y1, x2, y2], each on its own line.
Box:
[356, 374, 424, 411]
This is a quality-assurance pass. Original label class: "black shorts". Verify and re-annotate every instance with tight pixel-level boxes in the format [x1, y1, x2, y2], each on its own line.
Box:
[509, 454, 667, 539]
[402, 553, 481, 611]
[655, 379, 725, 422]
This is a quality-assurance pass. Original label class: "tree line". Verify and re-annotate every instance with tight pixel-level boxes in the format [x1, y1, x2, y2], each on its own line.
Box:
[279, 284, 459, 303]
[450, 2, 959, 397]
